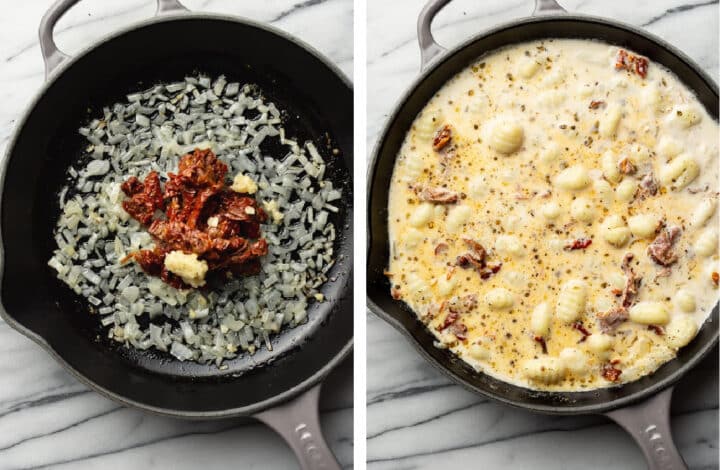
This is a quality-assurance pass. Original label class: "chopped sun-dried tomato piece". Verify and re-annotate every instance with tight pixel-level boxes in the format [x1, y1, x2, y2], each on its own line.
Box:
[120, 149, 268, 289]
[602, 363, 622, 382]
[432, 125, 452, 151]
[615, 49, 649, 78]
[565, 238, 592, 251]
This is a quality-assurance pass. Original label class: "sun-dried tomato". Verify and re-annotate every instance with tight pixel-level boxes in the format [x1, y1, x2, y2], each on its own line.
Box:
[121, 149, 268, 289]
[615, 49, 649, 78]
[564, 238, 592, 251]
[432, 125, 452, 152]
[602, 363, 622, 382]
[572, 321, 592, 342]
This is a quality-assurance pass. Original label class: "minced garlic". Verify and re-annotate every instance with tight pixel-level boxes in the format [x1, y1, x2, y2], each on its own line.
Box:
[231, 173, 258, 194]
[164, 250, 208, 288]
[263, 200, 284, 224]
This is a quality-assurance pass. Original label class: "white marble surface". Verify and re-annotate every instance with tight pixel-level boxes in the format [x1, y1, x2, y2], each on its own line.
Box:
[0, 1, 352, 469]
[367, 0, 719, 468]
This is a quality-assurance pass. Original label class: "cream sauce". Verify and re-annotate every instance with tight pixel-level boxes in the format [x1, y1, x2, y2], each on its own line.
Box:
[387, 39, 719, 391]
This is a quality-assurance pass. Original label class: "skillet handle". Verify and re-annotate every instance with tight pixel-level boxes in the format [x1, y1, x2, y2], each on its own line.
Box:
[39, 0, 188, 79]
[255, 384, 342, 470]
[417, 0, 450, 71]
[417, 0, 567, 71]
[604, 387, 687, 470]
[533, 0, 566, 15]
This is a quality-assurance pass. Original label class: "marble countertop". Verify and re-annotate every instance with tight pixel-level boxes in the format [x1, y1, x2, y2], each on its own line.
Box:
[0, 1, 352, 469]
[367, 0, 718, 468]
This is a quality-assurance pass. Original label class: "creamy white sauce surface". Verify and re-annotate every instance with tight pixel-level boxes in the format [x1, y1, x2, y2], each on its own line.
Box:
[387, 39, 719, 391]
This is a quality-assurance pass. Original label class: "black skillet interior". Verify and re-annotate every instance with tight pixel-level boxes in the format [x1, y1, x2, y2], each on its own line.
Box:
[367, 16, 719, 413]
[1, 16, 352, 415]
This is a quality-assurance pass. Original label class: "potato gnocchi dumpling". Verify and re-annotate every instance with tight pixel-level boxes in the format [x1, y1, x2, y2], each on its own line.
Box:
[556, 280, 587, 323]
[628, 301, 670, 325]
[488, 120, 524, 154]
[627, 214, 659, 238]
[601, 215, 631, 246]
[531, 302, 553, 337]
[523, 357, 566, 384]
[659, 153, 700, 190]
[388, 39, 718, 392]
[555, 165, 590, 191]
[486, 288, 515, 310]
[694, 229, 718, 258]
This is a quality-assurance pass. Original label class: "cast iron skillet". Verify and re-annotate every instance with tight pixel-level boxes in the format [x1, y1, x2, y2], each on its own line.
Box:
[367, 0, 718, 468]
[0, 1, 352, 469]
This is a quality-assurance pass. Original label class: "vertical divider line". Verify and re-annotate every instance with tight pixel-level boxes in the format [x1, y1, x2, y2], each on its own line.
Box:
[352, 0, 368, 467]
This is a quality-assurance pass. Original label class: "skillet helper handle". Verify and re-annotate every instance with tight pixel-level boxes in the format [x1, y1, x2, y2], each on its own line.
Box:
[533, 0, 566, 15]
[417, 0, 567, 71]
[417, 0, 450, 71]
[605, 387, 687, 470]
[39, 0, 188, 78]
[255, 384, 341, 470]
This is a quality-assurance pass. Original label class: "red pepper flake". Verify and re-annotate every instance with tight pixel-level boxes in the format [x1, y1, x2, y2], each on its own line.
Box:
[615, 49, 649, 78]
[648, 325, 665, 336]
[432, 125, 452, 151]
[588, 100, 606, 109]
[712, 272, 719, 287]
[564, 238, 592, 251]
[611, 288, 623, 297]
[602, 363, 622, 382]
[572, 321, 592, 342]
[534, 335, 548, 354]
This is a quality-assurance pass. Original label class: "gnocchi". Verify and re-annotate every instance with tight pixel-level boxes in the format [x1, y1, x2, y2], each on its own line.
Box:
[522, 357, 566, 384]
[559, 348, 589, 375]
[659, 153, 700, 190]
[414, 109, 444, 140]
[446, 205, 472, 233]
[628, 301, 670, 325]
[615, 179, 637, 202]
[486, 288, 515, 310]
[531, 302, 553, 337]
[599, 103, 622, 138]
[627, 214, 659, 238]
[668, 105, 702, 128]
[691, 198, 717, 227]
[495, 235, 524, 258]
[665, 315, 698, 349]
[675, 289, 696, 313]
[586, 333, 614, 359]
[555, 165, 590, 191]
[570, 197, 596, 223]
[601, 150, 621, 183]
[489, 120, 524, 154]
[409, 203, 434, 227]
[556, 280, 587, 323]
[541, 201, 562, 221]
[694, 228, 718, 257]
[518, 57, 541, 79]
[601, 215, 631, 246]
[656, 136, 683, 159]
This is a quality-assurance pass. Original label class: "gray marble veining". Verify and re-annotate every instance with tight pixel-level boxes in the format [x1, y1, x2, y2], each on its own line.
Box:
[367, 1, 718, 468]
[0, 1, 352, 469]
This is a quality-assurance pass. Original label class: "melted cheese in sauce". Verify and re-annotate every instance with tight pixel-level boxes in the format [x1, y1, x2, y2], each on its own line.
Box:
[387, 39, 719, 391]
